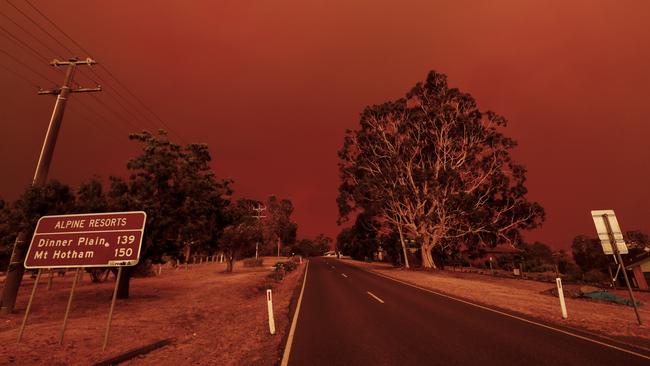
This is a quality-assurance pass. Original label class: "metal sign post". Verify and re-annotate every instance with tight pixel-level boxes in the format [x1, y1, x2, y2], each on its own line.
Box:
[59, 268, 81, 344]
[591, 210, 642, 325]
[16, 269, 42, 342]
[103, 266, 123, 351]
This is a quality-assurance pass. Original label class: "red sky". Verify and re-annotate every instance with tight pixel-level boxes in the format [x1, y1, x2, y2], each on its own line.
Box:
[1, 0, 650, 249]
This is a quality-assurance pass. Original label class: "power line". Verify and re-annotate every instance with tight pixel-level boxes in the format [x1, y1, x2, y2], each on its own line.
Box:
[101, 87, 161, 132]
[85, 88, 154, 134]
[5, 0, 73, 55]
[0, 24, 49, 64]
[22, 0, 90, 57]
[0, 8, 61, 57]
[0, 48, 56, 85]
[20, 0, 190, 145]
[87, 92, 147, 134]
[2, 2, 162, 140]
[74, 68, 160, 133]
[68, 98, 130, 143]
[94, 66, 189, 144]
[0, 61, 40, 87]
[85, 67, 167, 133]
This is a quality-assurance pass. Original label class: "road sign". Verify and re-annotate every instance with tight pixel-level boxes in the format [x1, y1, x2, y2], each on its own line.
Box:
[589, 209, 641, 325]
[590, 209, 628, 255]
[24, 211, 146, 269]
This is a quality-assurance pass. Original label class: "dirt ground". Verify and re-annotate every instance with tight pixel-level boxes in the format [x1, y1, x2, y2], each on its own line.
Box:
[0, 257, 305, 366]
[341, 259, 650, 347]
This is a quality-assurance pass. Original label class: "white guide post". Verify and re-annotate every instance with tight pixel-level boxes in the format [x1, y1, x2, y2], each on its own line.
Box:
[267, 289, 276, 335]
[556, 277, 568, 319]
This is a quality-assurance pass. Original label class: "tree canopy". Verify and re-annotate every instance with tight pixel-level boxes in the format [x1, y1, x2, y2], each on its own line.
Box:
[338, 70, 545, 268]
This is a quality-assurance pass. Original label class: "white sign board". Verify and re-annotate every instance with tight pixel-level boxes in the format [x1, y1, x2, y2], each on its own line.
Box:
[590, 209, 628, 255]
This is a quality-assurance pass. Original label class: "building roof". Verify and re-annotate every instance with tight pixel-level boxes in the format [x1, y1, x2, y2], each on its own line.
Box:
[625, 250, 650, 269]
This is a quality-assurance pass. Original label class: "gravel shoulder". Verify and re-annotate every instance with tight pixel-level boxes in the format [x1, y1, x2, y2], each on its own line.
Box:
[0, 257, 305, 366]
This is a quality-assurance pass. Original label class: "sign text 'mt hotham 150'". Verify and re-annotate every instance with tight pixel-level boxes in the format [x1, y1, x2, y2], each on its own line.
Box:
[24, 211, 146, 269]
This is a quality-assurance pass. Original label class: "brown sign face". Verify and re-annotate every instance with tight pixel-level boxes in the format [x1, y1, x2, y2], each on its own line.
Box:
[24, 211, 146, 269]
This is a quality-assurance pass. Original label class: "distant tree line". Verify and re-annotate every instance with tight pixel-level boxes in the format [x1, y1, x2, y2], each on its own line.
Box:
[0, 130, 312, 300]
[336, 216, 649, 283]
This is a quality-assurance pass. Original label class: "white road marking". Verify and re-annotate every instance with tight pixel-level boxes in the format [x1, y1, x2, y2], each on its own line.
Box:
[341, 273, 348, 278]
[281, 261, 309, 366]
[366, 291, 384, 304]
[371, 271, 650, 361]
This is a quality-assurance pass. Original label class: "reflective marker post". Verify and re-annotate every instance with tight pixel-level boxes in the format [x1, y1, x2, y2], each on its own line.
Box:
[556, 277, 568, 319]
[267, 289, 276, 335]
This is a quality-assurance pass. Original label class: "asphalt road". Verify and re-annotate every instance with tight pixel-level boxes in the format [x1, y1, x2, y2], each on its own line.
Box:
[287, 258, 650, 366]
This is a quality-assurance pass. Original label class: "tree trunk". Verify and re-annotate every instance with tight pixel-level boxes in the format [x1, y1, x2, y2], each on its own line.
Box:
[420, 241, 437, 269]
[396, 224, 410, 269]
[225, 250, 235, 272]
[116, 266, 133, 299]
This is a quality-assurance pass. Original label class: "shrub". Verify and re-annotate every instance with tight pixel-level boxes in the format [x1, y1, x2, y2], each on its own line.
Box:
[284, 260, 297, 272]
[243, 258, 264, 267]
[274, 260, 297, 273]
[583, 269, 609, 284]
[267, 270, 284, 282]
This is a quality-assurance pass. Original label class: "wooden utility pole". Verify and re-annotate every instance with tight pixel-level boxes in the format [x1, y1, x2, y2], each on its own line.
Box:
[0, 58, 100, 314]
[252, 204, 266, 259]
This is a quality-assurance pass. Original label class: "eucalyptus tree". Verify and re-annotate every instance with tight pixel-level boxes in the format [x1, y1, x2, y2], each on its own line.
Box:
[338, 71, 544, 268]
[263, 195, 297, 256]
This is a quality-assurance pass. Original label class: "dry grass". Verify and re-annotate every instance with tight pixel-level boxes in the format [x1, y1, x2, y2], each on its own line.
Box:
[0, 257, 305, 366]
[341, 259, 650, 345]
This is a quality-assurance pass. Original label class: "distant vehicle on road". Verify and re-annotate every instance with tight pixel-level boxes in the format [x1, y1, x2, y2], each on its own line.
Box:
[323, 251, 349, 259]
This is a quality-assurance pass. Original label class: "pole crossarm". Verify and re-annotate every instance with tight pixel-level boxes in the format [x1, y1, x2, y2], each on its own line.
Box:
[38, 86, 102, 95]
[50, 57, 96, 67]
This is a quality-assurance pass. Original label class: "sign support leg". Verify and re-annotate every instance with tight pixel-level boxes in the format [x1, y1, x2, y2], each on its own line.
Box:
[607, 266, 617, 290]
[103, 266, 123, 351]
[616, 254, 642, 325]
[602, 214, 642, 325]
[59, 267, 81, 344]
[17, 269, 41, 342]
[47, 269, 54, 290]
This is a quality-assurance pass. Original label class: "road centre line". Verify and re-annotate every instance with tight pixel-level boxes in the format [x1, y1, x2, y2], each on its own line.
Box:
[366, 291, 385, 304]
[368, 269, 650, 361]
[281, 261, 309, 366]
